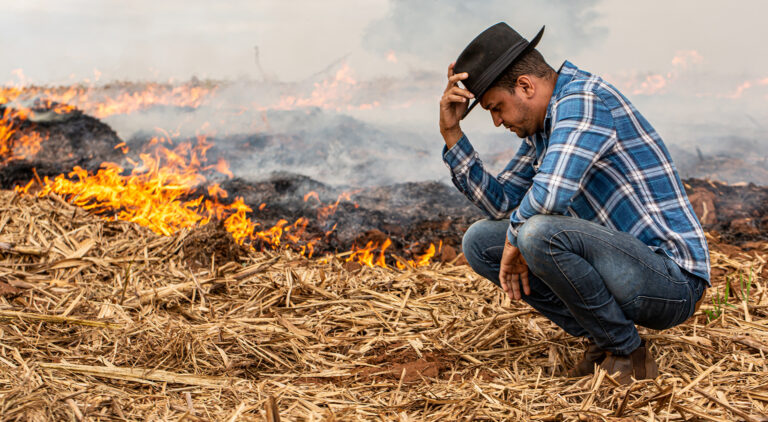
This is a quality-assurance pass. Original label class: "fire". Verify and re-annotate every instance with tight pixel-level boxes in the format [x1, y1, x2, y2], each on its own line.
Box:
[0, 86, 21, 105]
[0, 81, 215, 119]
[393, 242, 442, 270]
[271, 63, 379, 112]
[2, 60, 379, 134]
[0, 108, 47, 164]
[30, 136, 223, 236]
[346, 239, 439, 270]
[13, 131, 441, 269]
[88, 84, 213, 118]
[325, 223, 338, 237]
[12, 129, 440, 268]
[12, 131, 324, 261]
[304, 191, 320, 202]
[301, 191, 439, 268]
[346, 239, 391, 268]
[4, 67, 440, 270]
[0, 110, 17, 159]
[303, 190, 360, 221]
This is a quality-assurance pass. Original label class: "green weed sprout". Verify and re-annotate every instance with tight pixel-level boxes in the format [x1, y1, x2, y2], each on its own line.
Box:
[704, 268, 754, 322]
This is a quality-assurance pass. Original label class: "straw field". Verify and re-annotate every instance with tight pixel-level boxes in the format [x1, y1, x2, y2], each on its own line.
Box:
[1, 190, 767, 421]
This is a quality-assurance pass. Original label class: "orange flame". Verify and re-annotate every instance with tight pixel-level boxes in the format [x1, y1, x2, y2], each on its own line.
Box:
[303, 190, 360, 222]
[15, 127, 441, 268]
[1, 82, 215, 119]
[318, 191, 359, 220]
[415, 243, 436, 266]
[347, 239, 438, 269]
[303, 191, 320, 202]
[4, 68, 436, 269]
[0, 108, 47, 164]
[270, 64, 379, 112]
[346, 241, 383, 268]
[17, 132, 320, 256]
[2, 64, 378, 122]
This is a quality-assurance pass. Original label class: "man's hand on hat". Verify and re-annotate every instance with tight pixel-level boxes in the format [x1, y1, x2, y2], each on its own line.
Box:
[440, 62, 474, 148]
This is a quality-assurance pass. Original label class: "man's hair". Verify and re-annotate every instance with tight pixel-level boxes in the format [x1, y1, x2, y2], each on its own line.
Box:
[493, 49, 556, 91]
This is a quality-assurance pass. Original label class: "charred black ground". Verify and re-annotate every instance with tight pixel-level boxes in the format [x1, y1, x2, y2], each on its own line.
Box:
[0, 104, 123, 186]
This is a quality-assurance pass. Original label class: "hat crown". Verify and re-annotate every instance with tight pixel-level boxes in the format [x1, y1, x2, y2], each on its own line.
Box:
[455, 23, 526, 84]
[454, 23, 544, 119]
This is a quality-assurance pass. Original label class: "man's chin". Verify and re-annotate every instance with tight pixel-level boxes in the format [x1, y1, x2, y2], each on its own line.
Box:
[504, 127, 529, 138]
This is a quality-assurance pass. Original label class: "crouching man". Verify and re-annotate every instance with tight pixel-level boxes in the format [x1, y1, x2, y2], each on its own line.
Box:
[439, 23, 710, 384]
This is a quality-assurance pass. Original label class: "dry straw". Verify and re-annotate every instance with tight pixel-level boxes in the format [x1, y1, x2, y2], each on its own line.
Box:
[1, 190, 767, 421]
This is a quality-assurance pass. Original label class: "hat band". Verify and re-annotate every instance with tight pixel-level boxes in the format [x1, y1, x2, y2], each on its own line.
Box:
[472, 39, 530, 96]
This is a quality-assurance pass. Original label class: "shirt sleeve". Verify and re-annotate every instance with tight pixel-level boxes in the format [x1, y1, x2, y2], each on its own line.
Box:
[442, 133, 536, 221]
[508, 92, 617, 246]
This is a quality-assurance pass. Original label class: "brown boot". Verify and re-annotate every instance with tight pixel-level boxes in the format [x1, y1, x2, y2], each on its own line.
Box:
[566, 341, 607, 378]
[599, 340, 659, 385]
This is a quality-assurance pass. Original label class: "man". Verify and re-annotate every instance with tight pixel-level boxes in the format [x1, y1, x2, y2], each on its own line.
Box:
[439, 23, 710, 384]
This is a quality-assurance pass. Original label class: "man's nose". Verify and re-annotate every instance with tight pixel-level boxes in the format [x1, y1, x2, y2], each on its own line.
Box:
[492, 112, 502, 127]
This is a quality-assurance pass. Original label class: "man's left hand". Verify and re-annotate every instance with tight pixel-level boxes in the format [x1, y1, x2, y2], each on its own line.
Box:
[499, 240, 530, 300]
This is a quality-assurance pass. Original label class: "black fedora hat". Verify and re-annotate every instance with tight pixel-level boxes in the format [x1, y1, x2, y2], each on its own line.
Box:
[455, 23, 545, 119]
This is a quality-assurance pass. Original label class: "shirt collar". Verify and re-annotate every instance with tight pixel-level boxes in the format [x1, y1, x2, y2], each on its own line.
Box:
[542, 60, 578, 137]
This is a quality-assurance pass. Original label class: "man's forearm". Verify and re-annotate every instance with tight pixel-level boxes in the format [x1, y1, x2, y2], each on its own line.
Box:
[443, 133, 521, 219]
[441, 128, 463, 149]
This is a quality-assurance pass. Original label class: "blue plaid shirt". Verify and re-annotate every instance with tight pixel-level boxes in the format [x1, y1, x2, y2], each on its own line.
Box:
[443, 61, 710, 283]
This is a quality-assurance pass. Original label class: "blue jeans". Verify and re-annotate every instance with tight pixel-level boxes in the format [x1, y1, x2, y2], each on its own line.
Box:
[462, 215, 706, 355]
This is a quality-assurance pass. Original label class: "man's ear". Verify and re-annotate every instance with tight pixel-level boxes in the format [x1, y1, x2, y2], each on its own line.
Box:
[516, 75, 535, 99]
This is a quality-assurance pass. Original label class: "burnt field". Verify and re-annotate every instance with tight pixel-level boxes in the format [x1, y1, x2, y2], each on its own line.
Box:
[2, 101, 767, 264]
[1, 97, 768, 420]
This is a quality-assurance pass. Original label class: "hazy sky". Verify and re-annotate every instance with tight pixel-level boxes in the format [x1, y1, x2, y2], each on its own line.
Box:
[2, 1, 765, 81]
[2, 1, 767, 144]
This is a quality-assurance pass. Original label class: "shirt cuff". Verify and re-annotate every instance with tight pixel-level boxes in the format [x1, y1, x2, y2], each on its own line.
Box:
[507, 209, 526, 246]
[442, 133, 474, 172]
[506, 224, 519, 247]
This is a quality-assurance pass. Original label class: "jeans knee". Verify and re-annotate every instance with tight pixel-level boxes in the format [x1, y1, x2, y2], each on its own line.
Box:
[517, 214, 553, 256]
[463, 219, 508, 268]
[461, 219, 508, 285]
[461, 220, 487, 267]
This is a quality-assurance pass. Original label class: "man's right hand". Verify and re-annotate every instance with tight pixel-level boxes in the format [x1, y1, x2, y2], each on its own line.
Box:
[439, 62, 474, 148]
[499, 239, 530, 301]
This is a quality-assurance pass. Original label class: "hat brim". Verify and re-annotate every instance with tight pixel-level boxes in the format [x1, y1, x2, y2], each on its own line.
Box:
[461, 26, 545, 120]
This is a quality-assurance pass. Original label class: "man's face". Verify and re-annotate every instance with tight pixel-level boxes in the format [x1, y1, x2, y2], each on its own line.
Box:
[480, 86, 537, 138]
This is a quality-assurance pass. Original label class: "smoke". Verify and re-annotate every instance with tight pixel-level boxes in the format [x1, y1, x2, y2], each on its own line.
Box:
[362, 0, 606, 67]
[0, 0, 387, 84]
[3, 1, 768, 187]
[95, 76, 457, 187]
